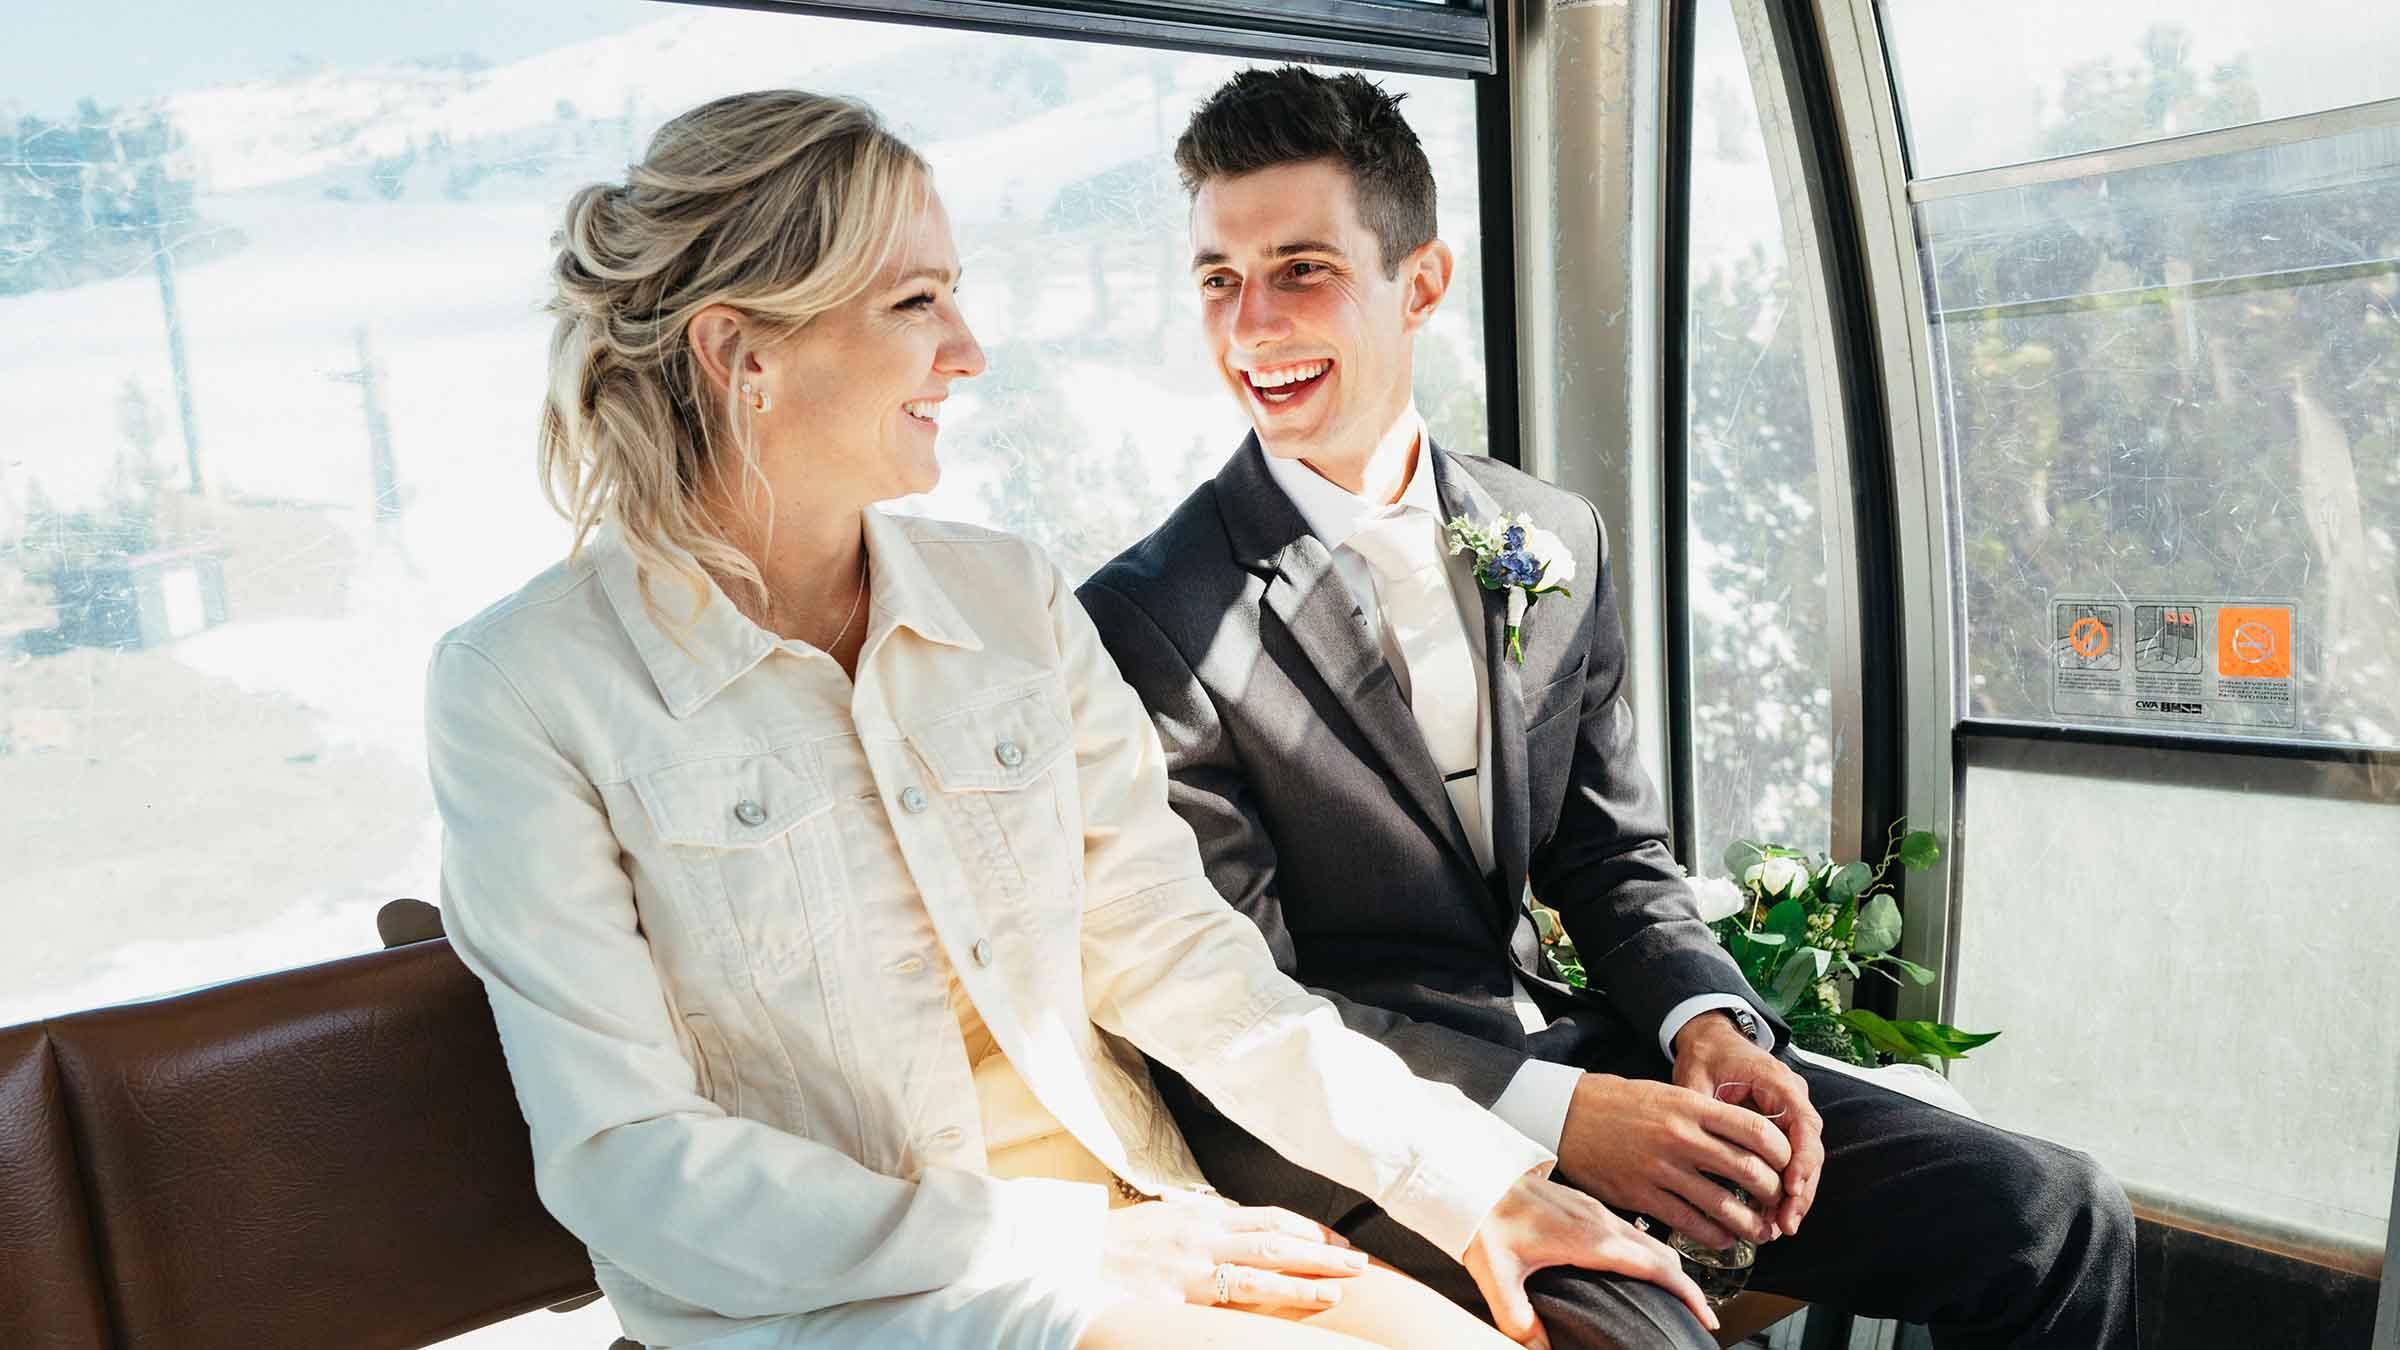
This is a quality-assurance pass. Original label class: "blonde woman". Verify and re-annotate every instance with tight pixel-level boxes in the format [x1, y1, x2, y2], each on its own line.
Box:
[425, 90, 1714, 1350]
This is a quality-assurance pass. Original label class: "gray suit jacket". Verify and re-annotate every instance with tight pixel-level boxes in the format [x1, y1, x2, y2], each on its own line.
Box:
[1078, 436, 1779, 1218]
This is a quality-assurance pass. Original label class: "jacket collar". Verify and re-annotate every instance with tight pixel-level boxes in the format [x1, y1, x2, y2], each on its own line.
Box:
[1434, 453, 1533, 910]
[590, 507, 980, 720]
[1217, 435, 1531, 925]
[857, 506, 985, 660]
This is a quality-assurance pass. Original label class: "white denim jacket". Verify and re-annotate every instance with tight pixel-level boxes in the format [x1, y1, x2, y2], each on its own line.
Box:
[425, 509, 1553, 1348]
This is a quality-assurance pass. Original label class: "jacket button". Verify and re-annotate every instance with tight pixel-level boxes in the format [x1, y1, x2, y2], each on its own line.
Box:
[995, 739, 1024, 768]
[733, 799, 767, 827]
[971, 939, 993, 968]
[899, 786, 929, 814]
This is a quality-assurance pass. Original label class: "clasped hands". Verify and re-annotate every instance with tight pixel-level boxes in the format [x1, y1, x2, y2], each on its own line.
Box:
[1468, 1012, 1825, 1347]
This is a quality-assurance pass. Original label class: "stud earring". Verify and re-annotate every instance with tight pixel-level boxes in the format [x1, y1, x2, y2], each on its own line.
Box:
[739, 381, 771, 414]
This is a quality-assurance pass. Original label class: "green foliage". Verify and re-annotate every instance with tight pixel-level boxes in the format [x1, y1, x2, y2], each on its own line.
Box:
[1540, 823, 1998, 1069]
[1842, 1009, 2000, 1063]
[1851, 895, 1901, 956]
[1828, 861, 1872, 900]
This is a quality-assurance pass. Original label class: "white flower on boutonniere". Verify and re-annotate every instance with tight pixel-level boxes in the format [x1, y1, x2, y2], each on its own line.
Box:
[1443, 512, 1575, 663]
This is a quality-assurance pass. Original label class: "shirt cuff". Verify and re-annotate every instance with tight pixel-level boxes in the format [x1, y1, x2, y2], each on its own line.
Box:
[1659, 993, 1774, 1063]
[958, 1174, 1112, 1291]
[1488, 1056, 1582, 1154]
[1381, 1122, 1555, 1261]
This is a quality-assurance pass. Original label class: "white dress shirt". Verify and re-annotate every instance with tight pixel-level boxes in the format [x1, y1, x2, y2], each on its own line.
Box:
[1263, 406, 1772, 1154]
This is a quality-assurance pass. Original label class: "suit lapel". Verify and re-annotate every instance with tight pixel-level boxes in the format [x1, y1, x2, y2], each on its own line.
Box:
[1433, 449, 1531, 916]
[1217, 437, 1480, 874]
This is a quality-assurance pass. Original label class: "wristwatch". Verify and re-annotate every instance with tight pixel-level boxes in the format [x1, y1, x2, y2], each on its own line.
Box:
[1717, 1004, 1763, 1045]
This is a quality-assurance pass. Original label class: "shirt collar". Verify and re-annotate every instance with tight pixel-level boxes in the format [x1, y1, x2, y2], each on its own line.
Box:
[1261, 403, 1433, 550]
[858, 505, 984, 658]
[591, 506, 980, 720]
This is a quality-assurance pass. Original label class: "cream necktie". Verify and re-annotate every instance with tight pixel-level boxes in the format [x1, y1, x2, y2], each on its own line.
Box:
[1346, 509, 1492, 876]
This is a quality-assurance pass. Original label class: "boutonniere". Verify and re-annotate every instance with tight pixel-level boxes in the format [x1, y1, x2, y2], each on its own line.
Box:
[1444, 513, 1576, 663]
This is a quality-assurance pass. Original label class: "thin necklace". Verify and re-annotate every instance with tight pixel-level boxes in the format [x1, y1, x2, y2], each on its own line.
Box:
[818, 552, 867, 653]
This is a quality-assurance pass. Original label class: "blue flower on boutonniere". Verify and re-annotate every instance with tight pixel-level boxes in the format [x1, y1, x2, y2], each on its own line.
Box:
[1443, 512, 1576, 663]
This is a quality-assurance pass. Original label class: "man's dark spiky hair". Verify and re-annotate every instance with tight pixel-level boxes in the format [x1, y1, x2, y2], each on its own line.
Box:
[1173, 66, 1437, 279]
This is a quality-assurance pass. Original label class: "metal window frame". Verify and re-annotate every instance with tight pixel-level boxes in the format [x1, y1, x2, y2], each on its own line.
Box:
[2380, 1132, 2400, 1347]
[1805, 0, 1957, 1028]
[665, 0, 1497, 76]
[1658, 0, 1699, 861]
[1504, 0, 1679, 796]
[1473, 4, 1522, 468]
[1661, 0, 1906, 899]
[1909, 94, 2400, 204]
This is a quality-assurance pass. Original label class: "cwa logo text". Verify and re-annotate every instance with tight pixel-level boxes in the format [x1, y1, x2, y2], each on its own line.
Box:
[2134, 699, 2206, 717]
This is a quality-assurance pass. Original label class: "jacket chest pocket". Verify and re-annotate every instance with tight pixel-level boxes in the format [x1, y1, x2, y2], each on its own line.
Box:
[630, 746, 836, 979]
[904, 687, 1077, 909]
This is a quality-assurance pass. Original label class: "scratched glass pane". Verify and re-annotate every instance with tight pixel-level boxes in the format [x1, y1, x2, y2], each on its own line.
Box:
[1682, 0, 1836, 873]
[1922, 120, 2400, 747]
[1951, 760, 2400, 1254]
[0, 2, 1484, 1045]
[1880, 0, 2400, 178]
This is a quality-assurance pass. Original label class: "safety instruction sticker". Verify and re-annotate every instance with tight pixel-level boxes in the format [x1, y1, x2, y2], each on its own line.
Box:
[2047, 596, 2297, 731]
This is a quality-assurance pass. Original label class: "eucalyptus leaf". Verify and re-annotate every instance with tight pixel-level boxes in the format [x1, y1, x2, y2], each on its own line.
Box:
[1852, 895, 1902, 956]
[1727, 929, 1784, 995]
[1764, 899, 1809, 949]
[1898, 830, 1942, 872]
[1722, 839, 1768, 879]
[1829, 862, 1873, 900]
[1763, 970, 1801, 1017]
[1882, 955, 1938, 986]
[1768, 946, 1832, 1017]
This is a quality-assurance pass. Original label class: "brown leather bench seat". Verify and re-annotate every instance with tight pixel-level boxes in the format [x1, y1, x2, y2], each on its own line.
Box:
[3, 926, 1802, 1348]
[0, 940, 594, 1349]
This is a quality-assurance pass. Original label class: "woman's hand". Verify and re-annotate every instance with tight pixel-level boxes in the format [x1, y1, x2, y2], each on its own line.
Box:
[1099, 1200, 1371, 1312]
[1463, 1171, 1718, 1349]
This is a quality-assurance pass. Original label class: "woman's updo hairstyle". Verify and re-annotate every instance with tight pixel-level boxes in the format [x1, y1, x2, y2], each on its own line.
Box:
[540, 89, 929, 623]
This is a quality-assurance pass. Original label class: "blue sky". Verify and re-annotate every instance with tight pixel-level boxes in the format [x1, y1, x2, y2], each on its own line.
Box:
[5, 0, 656, 120]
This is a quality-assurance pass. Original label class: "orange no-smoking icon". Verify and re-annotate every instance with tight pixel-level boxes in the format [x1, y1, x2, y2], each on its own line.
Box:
[2217, 606, 2293, 679]
[2068, 615, 2111, 659]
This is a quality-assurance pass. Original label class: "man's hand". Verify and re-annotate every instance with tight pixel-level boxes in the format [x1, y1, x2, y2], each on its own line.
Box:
[1463, 1170, 1717, 1349]
[1553, 1065, 1788, 1251]
[1670, 1010, 1826, 1236]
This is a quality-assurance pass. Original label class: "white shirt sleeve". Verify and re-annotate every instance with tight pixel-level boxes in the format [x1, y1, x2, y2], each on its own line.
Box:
[1659, 993, 1776, 1062]
[1487, 1056, 1584, 1154]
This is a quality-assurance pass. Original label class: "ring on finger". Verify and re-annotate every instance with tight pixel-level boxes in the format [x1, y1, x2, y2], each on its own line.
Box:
[1212, 1262, 1238, 1306]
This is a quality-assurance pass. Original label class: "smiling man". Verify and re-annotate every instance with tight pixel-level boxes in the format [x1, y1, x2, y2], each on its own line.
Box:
[1077, 67, 2136, 1349]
